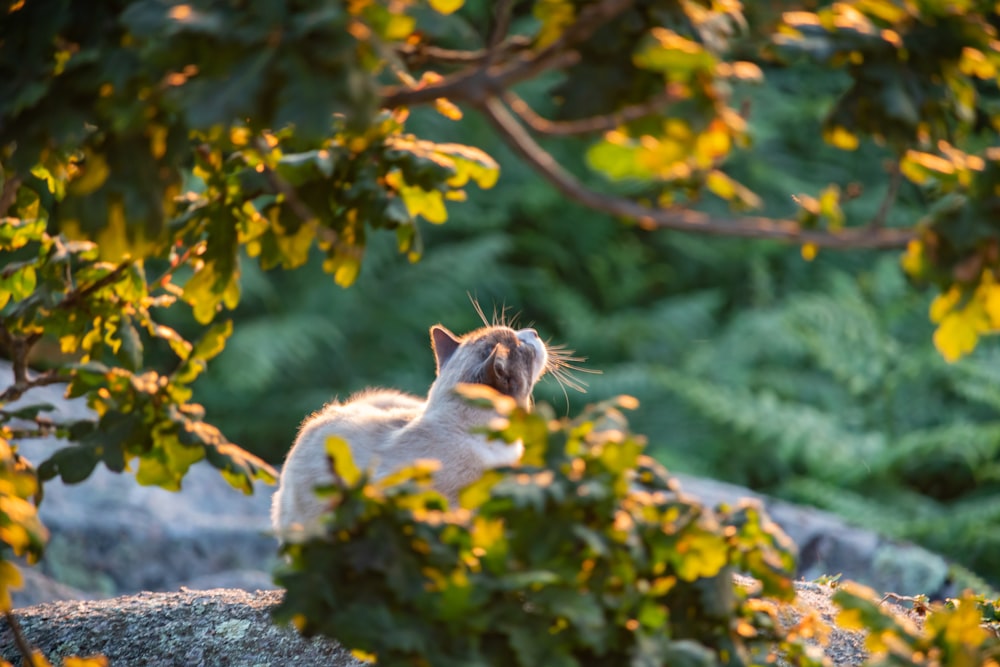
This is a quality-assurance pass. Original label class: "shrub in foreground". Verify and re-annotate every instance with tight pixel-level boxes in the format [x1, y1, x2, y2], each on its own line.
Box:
[274, 392, 819, 667]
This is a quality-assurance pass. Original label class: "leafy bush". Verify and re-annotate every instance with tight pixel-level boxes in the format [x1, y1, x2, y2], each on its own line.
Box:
[833, 584, 1000, 667]
[274, 392, 822, 667]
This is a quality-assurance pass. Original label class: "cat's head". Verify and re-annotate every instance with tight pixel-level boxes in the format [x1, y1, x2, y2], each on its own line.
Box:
[429, 325, 548, 408]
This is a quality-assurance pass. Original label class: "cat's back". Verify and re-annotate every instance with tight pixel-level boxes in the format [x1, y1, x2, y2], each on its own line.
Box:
[296, 388, 423, 456]
[272, 389, 423, 534]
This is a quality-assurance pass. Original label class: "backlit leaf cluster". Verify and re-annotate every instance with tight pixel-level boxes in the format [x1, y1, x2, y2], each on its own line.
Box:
[776, 0, 1000, 359]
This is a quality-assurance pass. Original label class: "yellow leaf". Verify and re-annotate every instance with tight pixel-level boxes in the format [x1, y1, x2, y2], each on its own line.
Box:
[434, 98, 463, 121]
[705, 170, 736, 200]
[0, 560, 22, 611]
[929, 287, 962, 323]
[323, 251, 362, 288]
[824, 125, 859, 151]
[148, 124, 168, 159]
[533, 0, 575, 48]
[460, 471, 502, 510]
[983, 283, 1000, 328]
[943, 601, 989, 646]
[223, 276, 240, 310]
[67, 149, 109, 196]
[383, 13, 415, 41]
[428, 0, 463, 15]
[900, 239, 924, 277]
[470, 514, 505, 550]
[959, 47, 997, 79]
[63, 657, 110, 667]
[672, 529, 728, 580]
[801, 243, 818, 261]
[934, 310, 981, 362]
[819, 185, 843, 229]
[97, 199, 131, 262]
[350, 649, 377, 664]
[230, 127, 251, 146]
[835, 607, 866, 631]
[693, 127, 730, 167]
[404, 186, 447, 223]
[325, 436, 361, 485]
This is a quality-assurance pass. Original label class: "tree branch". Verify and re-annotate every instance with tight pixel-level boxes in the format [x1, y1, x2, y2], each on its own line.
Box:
[381, 0, 633, 109]
[253, 139, 317, 225]
[4, 612, 37, 667]
[0, 357, 66, 404]
[502, 90, 678, 136]
[480, 97, 915, 250]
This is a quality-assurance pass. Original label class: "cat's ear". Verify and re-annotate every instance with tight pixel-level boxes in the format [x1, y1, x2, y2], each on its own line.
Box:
[431, 325, 462, 374]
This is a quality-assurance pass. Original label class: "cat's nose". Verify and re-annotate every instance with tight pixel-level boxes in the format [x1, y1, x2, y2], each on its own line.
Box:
[517, 328, 539, 340]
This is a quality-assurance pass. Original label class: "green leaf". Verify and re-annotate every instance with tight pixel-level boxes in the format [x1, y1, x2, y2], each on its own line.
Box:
[0, 263, 37, 306]
[204, 441, 277, 494]
[0, 403, 54, 421]
[37, 444, 101, 484]
[586, 138, 652, 181]
[116, 316, 144, 371]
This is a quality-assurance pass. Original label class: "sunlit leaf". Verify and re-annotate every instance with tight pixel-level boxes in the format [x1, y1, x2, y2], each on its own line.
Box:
[325, 436, 361, 486]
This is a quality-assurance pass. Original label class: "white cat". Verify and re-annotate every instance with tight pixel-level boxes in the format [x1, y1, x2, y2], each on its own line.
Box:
[271, 323, 551, 538]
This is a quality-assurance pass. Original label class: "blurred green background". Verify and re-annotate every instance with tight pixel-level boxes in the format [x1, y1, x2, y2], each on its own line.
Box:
[161, 61, 1000, 589]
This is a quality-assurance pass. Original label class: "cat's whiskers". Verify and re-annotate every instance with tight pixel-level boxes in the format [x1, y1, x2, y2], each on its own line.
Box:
[544, 343, 600, 397]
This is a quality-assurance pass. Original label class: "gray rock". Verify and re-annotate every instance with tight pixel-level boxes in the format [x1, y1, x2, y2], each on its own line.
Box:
[0, 589, 362, 667]
[0, 583, 913, 667]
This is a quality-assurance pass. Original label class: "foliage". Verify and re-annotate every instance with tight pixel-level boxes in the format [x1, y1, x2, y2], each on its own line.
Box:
[578, 255, 1000, 586]
[833, 583, 1000, 667]
[275, 393, 822, 667]
[3, 0, 1000, 660]
[0, 436, 46, 611]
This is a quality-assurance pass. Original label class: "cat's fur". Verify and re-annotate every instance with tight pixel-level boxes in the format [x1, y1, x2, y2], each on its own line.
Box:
[271, 323, 549, 538]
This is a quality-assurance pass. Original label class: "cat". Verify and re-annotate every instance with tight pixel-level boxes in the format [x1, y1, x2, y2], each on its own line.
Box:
[271, 320, 581, 538]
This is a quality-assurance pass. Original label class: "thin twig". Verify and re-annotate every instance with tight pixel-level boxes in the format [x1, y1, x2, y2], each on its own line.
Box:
[252, 138, 318, 225]
[486, 0, 516, 66]
[151, 244, 198, 289]
[503, 89, 677, 136]
[57, 261, 131, 312]
[4, 610, 38, 665]
[396, 36, 531, 66]
[480, 97, 915, 249]
[870, 160, 902, 230]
